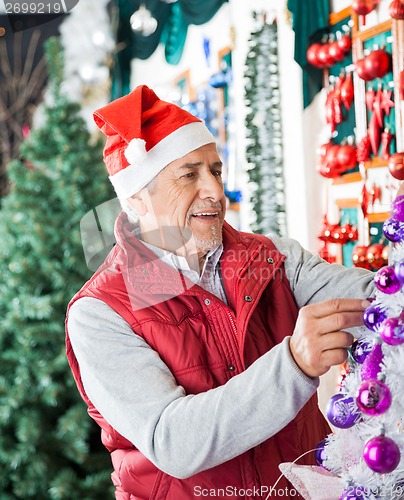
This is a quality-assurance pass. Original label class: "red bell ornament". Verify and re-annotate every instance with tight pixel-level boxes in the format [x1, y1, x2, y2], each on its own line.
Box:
[364, 49, 392, 79]
[389, 0, 404, 19]
[307, 43, 324, 68]
[388, 152, 404, 180]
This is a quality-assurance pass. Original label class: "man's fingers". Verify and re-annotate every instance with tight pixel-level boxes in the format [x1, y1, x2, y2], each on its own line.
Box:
[320, 347, 350, 370]
[316, 311, 366, 334]
[307, 298, 370, 318]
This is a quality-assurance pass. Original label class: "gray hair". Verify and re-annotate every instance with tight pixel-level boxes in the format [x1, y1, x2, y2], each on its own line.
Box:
[119, 175, 158, 224]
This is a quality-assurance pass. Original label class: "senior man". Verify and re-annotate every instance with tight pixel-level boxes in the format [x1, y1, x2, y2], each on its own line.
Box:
[66, 85, 374, 499]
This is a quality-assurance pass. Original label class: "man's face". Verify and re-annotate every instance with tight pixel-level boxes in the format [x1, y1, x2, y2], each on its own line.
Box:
[132, 143, 227, 262]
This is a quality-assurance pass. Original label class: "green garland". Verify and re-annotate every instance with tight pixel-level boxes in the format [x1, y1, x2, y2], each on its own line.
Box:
[244, 15, 287, 236]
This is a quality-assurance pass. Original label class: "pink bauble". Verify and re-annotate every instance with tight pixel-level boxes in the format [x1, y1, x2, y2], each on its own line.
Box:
[363, 435, 400, 473]
[356, 379, 392, 415]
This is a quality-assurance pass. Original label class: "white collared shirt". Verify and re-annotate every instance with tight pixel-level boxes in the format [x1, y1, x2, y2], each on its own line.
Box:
[141, 239, 228, 304]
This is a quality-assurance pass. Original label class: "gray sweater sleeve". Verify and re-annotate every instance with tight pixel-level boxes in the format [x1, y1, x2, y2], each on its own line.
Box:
[269, 235, 375, 307]
[68, 296, 318, 479]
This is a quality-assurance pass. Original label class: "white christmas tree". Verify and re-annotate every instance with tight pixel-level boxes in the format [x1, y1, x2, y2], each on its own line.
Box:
[318, 196, 404, 499]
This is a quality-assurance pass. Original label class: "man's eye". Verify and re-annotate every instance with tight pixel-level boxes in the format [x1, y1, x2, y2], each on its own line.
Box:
[182, 172, 195, 179]
[212, 170, 222, 177]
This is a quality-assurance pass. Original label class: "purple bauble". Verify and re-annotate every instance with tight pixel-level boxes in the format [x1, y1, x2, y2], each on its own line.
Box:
[351, 338, 373, 364]
[363, 305, 387, 332]
[374, 266, 402, 294]
[326, 393, 361, 428]
[382, 217, 404, 242]
[392, 195, 404, 222]
[363, 435, 401, 473]
[339, 486, 367, 499]
[314, 438, 328, 468]
[356, 379, 392, 415]
[395, 260, 404, 284]
[380, 317, 404, 346]
[360, 343, 383, 380]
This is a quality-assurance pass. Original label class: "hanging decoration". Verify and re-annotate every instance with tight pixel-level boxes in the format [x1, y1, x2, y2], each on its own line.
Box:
[244, 13, 287, 236]
[130, 3, 158, 36]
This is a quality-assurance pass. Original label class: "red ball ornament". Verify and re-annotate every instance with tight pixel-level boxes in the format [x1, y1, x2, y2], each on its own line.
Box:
[388, 152, 404, 180]
[366, 243, 385, 270]
[328, 41, 345, 63]
[389, 0, 404, 19]
[307, 43, 324, 68]
[352, 244, 371, 269]
[363, 49, 392, 79]
[337, 34, 352, 53]
[355, 58, 373, 81]
[352, 0, 379, 15]
[316, 44, 335, 68]
[336, 144, 357, 172]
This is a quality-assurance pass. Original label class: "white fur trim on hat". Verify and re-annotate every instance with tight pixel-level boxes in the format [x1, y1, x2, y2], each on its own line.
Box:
[110, 121, 215, 199]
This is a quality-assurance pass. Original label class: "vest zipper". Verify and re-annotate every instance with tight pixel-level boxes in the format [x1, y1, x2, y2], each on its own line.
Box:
[227, 309, 238, 337]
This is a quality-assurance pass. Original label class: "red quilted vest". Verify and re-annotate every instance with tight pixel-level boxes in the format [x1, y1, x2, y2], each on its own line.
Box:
[66, 213, 330, 499]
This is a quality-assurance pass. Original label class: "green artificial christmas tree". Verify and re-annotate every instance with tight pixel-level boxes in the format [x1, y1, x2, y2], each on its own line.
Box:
[0, 38, 115, 499]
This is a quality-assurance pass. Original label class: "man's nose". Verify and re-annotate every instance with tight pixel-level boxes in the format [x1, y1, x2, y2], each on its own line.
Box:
[198, 172, 223, 201]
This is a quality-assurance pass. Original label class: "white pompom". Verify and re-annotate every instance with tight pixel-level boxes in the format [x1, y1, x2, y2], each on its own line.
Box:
[124, 138, 147, 164]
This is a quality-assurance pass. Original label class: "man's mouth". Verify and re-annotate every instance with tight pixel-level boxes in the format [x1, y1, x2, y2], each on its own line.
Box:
[191, 211, 219, 220]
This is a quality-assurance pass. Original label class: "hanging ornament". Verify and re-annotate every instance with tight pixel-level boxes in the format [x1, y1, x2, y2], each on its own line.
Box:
[363, 306, 387, 332]
[356, 379, 392, 415]
[382, 244, 389, 265]
[356, 135, 371, 163]
[328, 38, 346, 63]
[341, 72, 354, 111]
[381, 128, 393, 159]
[352, 0, 380, 24]
[364, 49, 392, 80]
[381, 88, 395, 115]
[365, 86, 376, 111]
[366, 243, 385, 270]
[337, 32, 352, 53]
[326, 393, 361, 428]
[314, 438, 329, 468]
[389, 0, 404, 19]
[380, 317, 404, 345]
[373, 84, 385, 128]
[383, 216, 404, 242]
[392, 195, 404, 221]
[352, 244, 371, 269]
[130, 4, 158, 36]
[360, 343, 383, 378]
[369, 182, 382, 207]
[359, 183, 370, 218]
[336, 142, 357, 172]
[374, 266, 402, 294]
[355, 58, 373, 81]
[395, 260, 404, 283]
[368, 113, 381, 157]
[363, 434, 401, 473]
[306, 43, 324, 68]
[388, 152, 404, 180]
[351, 338, 373, 363]
[317, 43, 335, 68]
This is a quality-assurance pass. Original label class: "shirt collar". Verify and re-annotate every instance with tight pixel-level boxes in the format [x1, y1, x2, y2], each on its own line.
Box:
[132, 222, 223, 278]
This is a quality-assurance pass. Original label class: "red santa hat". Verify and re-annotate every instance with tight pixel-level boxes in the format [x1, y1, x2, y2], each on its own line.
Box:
[93, 85, 215, 199]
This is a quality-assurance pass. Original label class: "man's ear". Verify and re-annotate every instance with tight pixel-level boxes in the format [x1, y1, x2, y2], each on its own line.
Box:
[128, 191, 148, 216]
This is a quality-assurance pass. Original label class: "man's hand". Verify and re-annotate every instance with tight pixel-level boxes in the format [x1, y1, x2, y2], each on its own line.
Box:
[289, 298, 370, 378]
